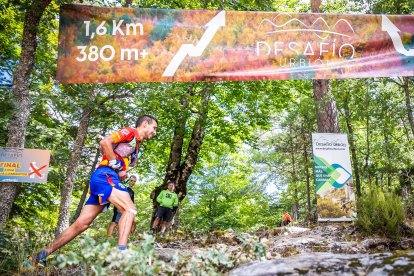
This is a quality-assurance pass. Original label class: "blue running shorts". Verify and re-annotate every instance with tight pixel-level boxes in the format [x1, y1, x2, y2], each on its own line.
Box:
[85, 166, 128, 206]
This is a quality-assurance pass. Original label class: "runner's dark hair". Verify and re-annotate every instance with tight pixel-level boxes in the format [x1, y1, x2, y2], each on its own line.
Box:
[136, 115, 158, 127]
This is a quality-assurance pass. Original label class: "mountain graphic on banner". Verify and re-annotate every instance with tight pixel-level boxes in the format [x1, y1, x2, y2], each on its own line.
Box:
[259, 13, 355, 39]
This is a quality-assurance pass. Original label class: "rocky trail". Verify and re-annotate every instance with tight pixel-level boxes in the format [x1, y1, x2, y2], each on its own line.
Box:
[154, 225, 414, 275]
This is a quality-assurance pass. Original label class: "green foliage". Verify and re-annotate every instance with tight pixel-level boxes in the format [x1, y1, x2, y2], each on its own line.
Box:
[54, 233, 267, 275]
[0, 0, 23, 80]
[172, 235, 266, 274]
[55, 234, 161, 276]
[317, 198, 345, 218]
[0, 225, 54, 274]
[236, 233, 266, 260]
[250, 83, 316, 221]
[359, 0, 414, 14]
[181, 151, 278, 232]
[175, 245, 234, 274]
[356, 188, 405, 238]
[2, 4, 413, 276]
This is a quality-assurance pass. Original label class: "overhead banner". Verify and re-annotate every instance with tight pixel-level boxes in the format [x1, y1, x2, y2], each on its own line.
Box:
[57, 5, 414, 84]
[0, 148, 51, 184]
[311, 133, 356, 221]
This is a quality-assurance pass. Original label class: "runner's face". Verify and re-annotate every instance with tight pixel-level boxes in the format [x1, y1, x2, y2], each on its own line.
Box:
[168, 184, 174, 191]
[143, 121, 157, 140]
[130, 178, 136, 188]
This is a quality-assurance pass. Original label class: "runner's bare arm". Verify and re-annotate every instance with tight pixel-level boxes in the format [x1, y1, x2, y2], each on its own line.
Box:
[99, 135, 128, 180]
[99, 135, 117, 161]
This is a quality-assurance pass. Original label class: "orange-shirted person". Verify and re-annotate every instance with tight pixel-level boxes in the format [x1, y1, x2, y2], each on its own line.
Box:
[32, 115, 158, 267]
[282, 210, 292, 226]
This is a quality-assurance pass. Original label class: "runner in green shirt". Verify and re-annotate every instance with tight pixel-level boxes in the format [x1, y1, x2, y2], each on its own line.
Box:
[149, 180, 178, 237]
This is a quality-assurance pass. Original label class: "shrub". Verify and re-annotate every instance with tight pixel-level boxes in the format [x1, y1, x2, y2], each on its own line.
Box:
[0, 225, 53, 274]
[54, 234, 162, 276]
[317, 198, 344, 218]
[356, 188, 404, 238]
[53, 232, 267, 275]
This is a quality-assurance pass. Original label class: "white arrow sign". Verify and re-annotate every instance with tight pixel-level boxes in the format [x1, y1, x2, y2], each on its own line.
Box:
[382, 15, 414, 56]
[163, 11, 226, 77]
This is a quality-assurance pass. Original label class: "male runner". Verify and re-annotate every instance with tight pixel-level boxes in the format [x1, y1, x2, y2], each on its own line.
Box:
[33, 115, 157, 266]
[107, 175, 137, 237]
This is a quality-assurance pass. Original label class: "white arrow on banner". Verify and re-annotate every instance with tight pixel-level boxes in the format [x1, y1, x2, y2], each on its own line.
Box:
[382, 15, 414, 56]
[162, 11, 226, 77]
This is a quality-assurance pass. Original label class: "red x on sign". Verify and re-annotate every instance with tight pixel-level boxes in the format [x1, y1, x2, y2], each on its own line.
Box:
[29, 163, 47, 177]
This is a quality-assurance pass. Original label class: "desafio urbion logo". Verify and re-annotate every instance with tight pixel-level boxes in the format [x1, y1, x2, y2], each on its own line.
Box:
[314, 136, 347, 150]
[256, 13, 356, 67]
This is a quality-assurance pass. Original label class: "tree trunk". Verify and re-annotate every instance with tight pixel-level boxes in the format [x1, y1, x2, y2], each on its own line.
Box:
[302, 129, 312, 214]
[313, 80, 340, 133]
[311, 0, 322, 12]
[0, 0, 51, 224]
[178, 88, 210, 191]
[399, 168, 413, 200]
[402, 77, 414, 138]
[71, 143, 102, 223]
[170, 200, 182, 234]
[150, 85, 211, 228]
[344, 89, 361, 197]
[364, 84, 372, 186]
[55, 89, 96, 236]
[383, 130, 393, 191]
[149, 93, 189, 229]
[292, 188, 299, 221]
[311, 0, 340, 134]
[289, 133, 299, 221]
[164, 94, 189, 183]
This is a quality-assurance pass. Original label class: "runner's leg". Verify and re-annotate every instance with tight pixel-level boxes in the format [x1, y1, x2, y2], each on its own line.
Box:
[161, 221, 168, 233]
[107, 222, 117, 237]
[131, 221, 136, 235]
[108, 188, 137, 246]
[44, 204, 104, 254]
[152, 217, 160, 229]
